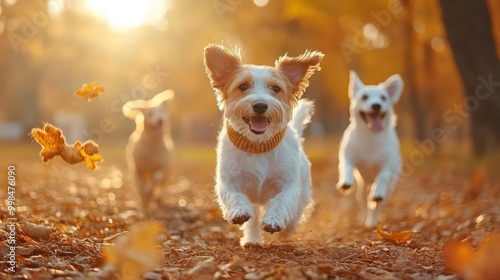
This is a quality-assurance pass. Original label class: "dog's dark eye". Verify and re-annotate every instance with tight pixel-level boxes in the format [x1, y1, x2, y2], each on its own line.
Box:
[271, 86, 281, 94]
[361, 94, 368, 101]
[381, 95, 387, 102]
[239, 84, 249, 92]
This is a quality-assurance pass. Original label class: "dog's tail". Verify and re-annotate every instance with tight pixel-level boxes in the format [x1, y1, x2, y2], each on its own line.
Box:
[291, 99, 314, 138]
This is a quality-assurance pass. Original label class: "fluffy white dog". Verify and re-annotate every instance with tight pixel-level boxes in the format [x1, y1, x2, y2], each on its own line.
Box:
[337, 71, 403, 228]
[203, 44, 323, 246]
[122, 90, 174, 214]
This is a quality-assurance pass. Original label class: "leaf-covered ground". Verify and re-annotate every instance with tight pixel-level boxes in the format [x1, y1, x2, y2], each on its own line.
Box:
[1, 141, 500, 279]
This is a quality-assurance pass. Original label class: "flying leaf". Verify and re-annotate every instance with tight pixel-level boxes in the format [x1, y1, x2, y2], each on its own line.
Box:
[74, 81, 105, 101]
[103, 222, 164, 280]
[30, 123, 103, 170]
[376, 224, 412, 244]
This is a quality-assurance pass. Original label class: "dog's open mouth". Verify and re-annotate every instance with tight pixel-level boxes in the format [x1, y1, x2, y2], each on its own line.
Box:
[360, 111, 386, 132]
[243, 116, 270, 135]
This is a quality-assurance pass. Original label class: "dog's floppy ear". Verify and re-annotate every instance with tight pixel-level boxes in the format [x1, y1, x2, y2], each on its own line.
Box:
[122, 100, 147, 120]
[349, 70, 364, 99]
[381, 74, 403, 103]
[203, 44, 242, 110]
[276, 50, 324, 99]
[150, 89, 174, 107]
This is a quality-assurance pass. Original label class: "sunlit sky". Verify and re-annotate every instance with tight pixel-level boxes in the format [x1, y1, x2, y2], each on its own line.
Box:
[85, 0, 169, 31]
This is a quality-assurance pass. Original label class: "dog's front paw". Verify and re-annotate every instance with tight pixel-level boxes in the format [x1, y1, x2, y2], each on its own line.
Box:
[231, 213, 251, 225]
[262, 223, 283, 234]
[370, 188, 386, 203]
[336, 182, 353, 194]
[262, 211, 286, 234]
[240, 238, 263, 248]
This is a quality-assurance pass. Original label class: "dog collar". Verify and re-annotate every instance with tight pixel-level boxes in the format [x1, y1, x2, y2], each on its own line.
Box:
[226, 121, 286, 153]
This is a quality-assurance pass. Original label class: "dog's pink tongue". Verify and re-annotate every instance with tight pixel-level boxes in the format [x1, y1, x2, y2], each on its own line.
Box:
[367, 114, 383, 132]
[249, 116, 268, 132]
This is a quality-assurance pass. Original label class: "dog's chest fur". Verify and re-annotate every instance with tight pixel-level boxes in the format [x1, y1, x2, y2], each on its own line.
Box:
[217, 128, 300, 203]
[128, 133, 172, 171]
[342, 123, 399, 169]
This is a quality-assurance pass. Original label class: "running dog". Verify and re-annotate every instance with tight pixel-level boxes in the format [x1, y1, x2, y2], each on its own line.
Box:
[203, 44, 323, 246]
[122, 90, 174, 214]
[337, 70, 403, 228]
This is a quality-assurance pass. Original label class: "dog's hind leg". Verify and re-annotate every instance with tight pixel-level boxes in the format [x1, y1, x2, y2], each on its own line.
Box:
[147, 170, 167, 210]
[364, 180, 386, 228]
[354, 170, 368, 225]
[365, 168, 398, 228]
[135, 174, 153, 217]
[240, 205, 263, 247]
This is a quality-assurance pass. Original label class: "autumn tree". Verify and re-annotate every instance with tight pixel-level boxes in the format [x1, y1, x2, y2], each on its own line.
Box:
[439, 0, 500, 155]
[401, 0, 427, 141]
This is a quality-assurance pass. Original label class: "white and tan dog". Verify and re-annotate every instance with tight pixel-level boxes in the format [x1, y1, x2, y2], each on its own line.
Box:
[122, 90, 174, 214]
[203, 44, 323, 246]
[337, 71, 403, 228]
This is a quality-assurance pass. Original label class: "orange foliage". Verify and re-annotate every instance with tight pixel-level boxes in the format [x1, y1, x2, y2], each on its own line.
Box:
[443, 234, 500, 279]
[74, 81, 105, 102]
[30, 123, 103, 170]
[103, 222, 164, 279]
[376, 224, 412, 244]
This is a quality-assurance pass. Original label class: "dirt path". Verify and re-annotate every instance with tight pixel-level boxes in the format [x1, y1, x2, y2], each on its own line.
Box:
[1, 152, 499, 279]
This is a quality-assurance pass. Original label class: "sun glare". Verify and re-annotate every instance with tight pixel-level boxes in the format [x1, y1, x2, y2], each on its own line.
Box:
[86, 0, 168, 31]
[253, 0, 269, 7]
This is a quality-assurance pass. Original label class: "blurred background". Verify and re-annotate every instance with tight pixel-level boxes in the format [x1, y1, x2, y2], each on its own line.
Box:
[1, 2, 500, 277]
[1, 0, 499, 159]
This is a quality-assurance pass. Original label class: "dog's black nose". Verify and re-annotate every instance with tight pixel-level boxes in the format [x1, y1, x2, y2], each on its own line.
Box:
[371, 104, 381, 112]
[252, 102, 268, 114]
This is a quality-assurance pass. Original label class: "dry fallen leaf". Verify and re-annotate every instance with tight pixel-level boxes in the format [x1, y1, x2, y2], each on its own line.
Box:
[74, 81, 105, 101]
[187, 257, 218, 279]
[443, 233, 500, 280]
[376, 224, 412, 244]
[103, 222, 164, 280]
[22, 222, 52, 241]
[31, 123, 103, 170]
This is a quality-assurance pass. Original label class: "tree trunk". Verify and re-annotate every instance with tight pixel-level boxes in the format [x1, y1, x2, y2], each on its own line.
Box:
[402, 0, 428, 141]
[439, 0, 500, 155]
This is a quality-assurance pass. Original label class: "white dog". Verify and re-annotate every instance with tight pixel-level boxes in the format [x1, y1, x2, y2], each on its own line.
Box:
[203, 44, 323, 246]
[122, 90, 174, 214]
[337, 71, 403, 228]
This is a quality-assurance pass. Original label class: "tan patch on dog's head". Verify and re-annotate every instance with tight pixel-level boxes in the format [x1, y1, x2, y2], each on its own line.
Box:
[203, 44, 243, 110]
[203, 44, 324, 110]
[203, 44, 323, 141]
[275, 50, 324, 101]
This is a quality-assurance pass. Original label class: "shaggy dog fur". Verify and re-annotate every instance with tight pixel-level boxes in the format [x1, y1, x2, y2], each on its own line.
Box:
[204, 44, 323, 246]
